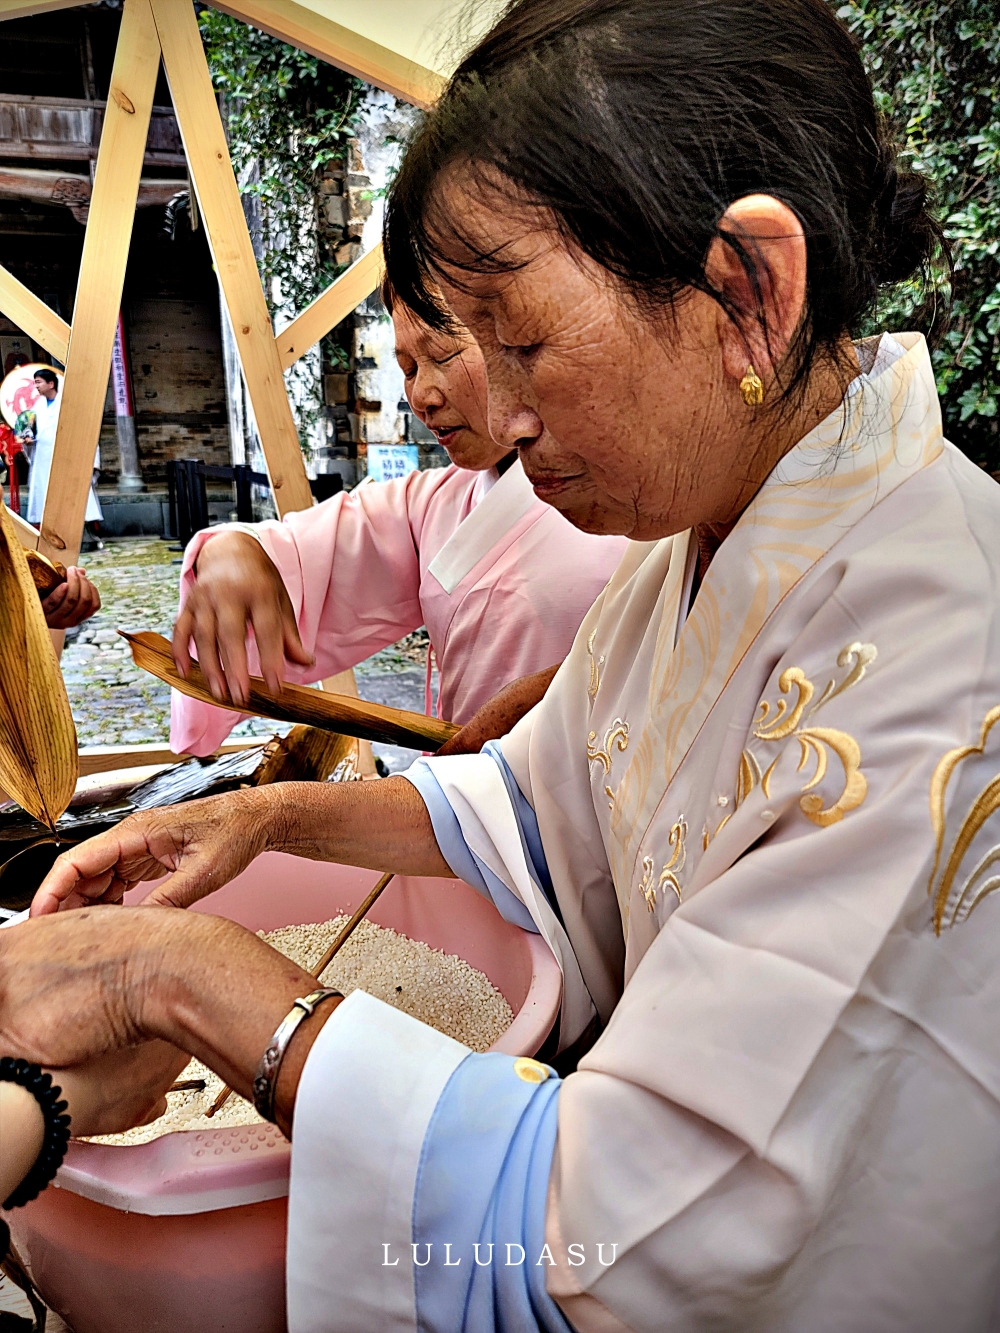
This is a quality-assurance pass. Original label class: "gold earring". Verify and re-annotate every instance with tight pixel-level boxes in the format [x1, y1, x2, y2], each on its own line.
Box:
[739, 364, 764, 407]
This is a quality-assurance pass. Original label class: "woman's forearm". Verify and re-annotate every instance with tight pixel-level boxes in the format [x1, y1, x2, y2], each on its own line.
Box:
[0, 1081, 44, 1202]
[265, 775, 452, 878]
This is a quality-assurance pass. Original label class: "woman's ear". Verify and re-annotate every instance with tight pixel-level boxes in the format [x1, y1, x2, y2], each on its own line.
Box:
[705, 194, 807, 390]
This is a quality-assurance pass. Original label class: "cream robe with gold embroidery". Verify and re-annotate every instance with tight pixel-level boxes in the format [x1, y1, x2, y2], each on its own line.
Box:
[423, 333, 1000, 1331]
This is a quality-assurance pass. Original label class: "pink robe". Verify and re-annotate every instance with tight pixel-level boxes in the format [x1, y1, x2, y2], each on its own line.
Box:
[170, 459, 627, 755]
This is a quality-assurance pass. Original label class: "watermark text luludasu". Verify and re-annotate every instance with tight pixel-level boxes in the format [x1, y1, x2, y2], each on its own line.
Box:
[382, 1243, 619, 1268]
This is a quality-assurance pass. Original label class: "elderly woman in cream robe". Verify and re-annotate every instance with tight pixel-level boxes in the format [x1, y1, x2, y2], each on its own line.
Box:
[5, 0, 1000, 1330]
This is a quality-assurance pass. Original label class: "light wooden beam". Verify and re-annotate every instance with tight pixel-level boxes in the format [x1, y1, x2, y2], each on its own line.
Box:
[0, 264, 70, 363]
[211, 0, 444, 108]
[152, 0, 314, 517]
[276, 243, 383, 370]
[1, 0, 448, 111]
[7, 509, 40, 552]
[78, 737, 263, 777]
[0, 0, 84, 20]
[37, 0, 160, 567]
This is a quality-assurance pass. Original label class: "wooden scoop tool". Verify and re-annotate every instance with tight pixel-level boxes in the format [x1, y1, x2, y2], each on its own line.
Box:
[122, 631, 460, 752]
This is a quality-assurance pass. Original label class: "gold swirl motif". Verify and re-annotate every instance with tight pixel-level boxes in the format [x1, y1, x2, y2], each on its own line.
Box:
[737, 749, 763, 806]
[637, 818, 688, 913]
[753, 667, 814, 740]
[706, 642, 876, 844]
[928, 705, 1000, 933]
[814, 641, 879, 710]
[658, 818, 687, 907]
[587, 628, 605, 701]
[795, 727, 866, 826]
[638, 855, 656, 911]
[587, 718, 629, 774]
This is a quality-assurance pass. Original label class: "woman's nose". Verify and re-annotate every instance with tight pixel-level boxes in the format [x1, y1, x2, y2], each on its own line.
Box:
[408, 370, 446, 416]
[487, 389, 543, 451]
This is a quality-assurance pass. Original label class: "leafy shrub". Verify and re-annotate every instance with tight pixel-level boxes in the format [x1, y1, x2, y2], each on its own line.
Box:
[839, 0, 1000, 472]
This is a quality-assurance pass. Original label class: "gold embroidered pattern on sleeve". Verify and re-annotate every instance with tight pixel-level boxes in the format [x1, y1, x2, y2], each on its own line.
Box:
[638, 855, 656, 912]
[928, 704, 1000, 933]
[637, 818, 688, 913]
[705, 642, 876, 844]
[587, 718, 629, 774]
[586, 628, 606, 701]
[658, 818, 688, 907]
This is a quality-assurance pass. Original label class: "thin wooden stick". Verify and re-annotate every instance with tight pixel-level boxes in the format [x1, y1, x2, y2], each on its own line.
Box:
[169, 1079, 206, 1093]
[313, 871, 395, 976]
[206, 872, 396, 1119]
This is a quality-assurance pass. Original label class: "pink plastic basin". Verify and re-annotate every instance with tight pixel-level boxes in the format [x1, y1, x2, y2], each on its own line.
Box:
[8, 852, 561, 1333]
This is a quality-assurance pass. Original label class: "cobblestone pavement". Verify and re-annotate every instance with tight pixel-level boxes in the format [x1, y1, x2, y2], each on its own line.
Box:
[62, 539, 432, 762]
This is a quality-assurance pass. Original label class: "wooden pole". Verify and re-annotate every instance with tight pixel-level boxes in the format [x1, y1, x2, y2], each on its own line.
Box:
[276, 244, 383, 371]
[36, 0, 160, 566]
[6, 510, 40, 553]
[0, 266, 70, 364]
[151, 0, 313, 518]
[212, 0, 445, 108]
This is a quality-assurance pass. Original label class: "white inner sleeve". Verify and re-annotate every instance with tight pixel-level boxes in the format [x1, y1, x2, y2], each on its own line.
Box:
[286, 990, 469, 1333]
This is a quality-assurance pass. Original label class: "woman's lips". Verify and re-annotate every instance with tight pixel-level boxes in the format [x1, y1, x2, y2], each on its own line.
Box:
[529, 472, 584, 501]
[431, 425, 464, 447]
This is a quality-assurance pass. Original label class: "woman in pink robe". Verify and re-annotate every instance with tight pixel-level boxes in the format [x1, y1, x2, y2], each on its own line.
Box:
[170, 298, 626, 756]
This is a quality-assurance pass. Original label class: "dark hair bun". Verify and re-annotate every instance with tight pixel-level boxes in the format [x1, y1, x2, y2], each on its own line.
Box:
[871, 141, 941, 287]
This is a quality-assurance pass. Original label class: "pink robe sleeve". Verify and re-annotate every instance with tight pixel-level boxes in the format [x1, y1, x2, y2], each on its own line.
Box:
[169, 470, 454, 756]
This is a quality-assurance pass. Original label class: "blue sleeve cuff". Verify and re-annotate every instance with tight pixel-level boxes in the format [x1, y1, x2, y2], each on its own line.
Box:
[412, 1053, 572, 1333]
[404, 759, 540, 933]
[481, 741, 561, 924]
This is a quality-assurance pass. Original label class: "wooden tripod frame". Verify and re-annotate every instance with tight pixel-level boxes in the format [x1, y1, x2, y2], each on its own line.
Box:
[0, 0, 444, 567]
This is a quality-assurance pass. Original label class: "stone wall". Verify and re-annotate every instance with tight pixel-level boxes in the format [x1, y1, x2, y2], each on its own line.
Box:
[98, 294, 230, 486]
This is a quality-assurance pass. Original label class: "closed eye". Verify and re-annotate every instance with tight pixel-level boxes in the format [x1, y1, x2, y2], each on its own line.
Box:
[499, 342, 542, 361]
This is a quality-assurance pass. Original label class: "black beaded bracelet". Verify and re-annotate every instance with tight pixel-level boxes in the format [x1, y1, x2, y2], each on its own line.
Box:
[0, 1057, 72, 1210]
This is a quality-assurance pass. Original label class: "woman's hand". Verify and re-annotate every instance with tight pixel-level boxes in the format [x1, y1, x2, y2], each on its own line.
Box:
[41, 566, 101, 629]
[172, 530, 313, 706]
[30, 789, 277, 916]
[57, 1043, 190, 1138]
[0, 906, 322, 1134]
[0, 906, 184, 1068]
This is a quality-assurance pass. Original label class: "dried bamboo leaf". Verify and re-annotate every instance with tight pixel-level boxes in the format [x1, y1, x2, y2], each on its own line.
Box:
[122, 631, 460, 752]
[252, 726, 359, 786]
[0, 501, 78, 828]
[26, 548, 67, 597]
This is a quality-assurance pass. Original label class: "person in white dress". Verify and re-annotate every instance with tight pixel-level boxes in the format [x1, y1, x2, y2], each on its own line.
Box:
[5, 2, 1000, 1331]
[23, 368, 102, 531]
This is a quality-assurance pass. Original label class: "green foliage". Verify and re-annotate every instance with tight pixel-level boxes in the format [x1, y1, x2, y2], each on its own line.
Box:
[838, 0, 1000, 470]
[198, 8, 364, 321]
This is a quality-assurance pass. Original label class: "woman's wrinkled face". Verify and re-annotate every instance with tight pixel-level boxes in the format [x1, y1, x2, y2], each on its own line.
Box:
[392, 303, 510, 471]
[429, 175, 811, 541]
